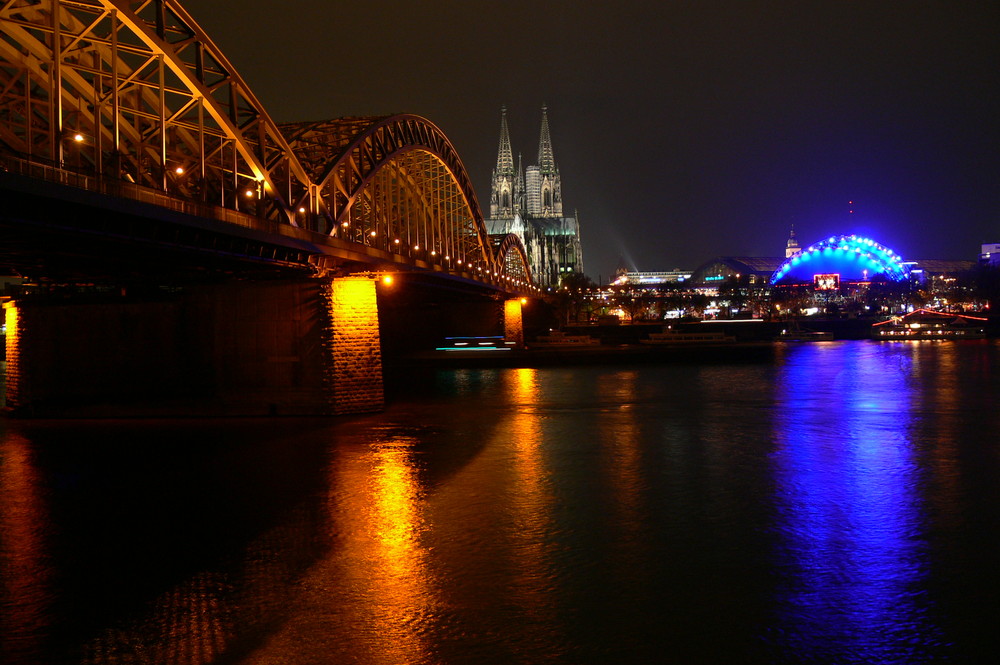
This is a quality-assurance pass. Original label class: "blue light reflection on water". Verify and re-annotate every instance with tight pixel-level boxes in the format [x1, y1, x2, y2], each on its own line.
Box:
[4, 343, 1000, 663]
[769, 342, 942, 663]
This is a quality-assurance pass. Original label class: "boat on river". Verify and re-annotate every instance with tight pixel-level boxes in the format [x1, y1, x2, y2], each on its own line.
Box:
[641, 328, 736, 345]
[775, 322, 834, 342]
[872, 309, 987, 340]
[530, 330, 600, 348]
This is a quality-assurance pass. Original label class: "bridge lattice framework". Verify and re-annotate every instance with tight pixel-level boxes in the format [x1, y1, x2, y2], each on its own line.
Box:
[0, 0, 533, 289]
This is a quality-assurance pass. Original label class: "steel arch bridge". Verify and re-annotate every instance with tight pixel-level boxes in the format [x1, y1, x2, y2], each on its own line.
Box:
[0, 0, 533, 289]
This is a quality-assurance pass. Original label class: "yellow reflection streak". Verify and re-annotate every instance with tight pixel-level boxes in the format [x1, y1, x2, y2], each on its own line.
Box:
[331, 438, 435, 665]
[370, 447, 430, 587]
[0, 433, 52, 663]
[597, 372, 645, 551]
[236, 434, 438, 665]
[505, 368, 560, 637]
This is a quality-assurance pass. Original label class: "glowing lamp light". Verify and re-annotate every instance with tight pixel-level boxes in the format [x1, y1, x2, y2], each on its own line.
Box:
[370, 231, 377, 237]
[73, 133, 84, 142]
[174, 166, 185, 175]
[382, 275, 393, 285]
[299, 207, 306, 213]
[244, 189, 254, 198]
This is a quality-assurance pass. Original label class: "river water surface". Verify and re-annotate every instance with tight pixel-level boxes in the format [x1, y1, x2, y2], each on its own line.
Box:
[2, 341, 1000, 664]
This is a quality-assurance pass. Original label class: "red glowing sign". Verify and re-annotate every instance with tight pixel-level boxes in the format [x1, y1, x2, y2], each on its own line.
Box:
[814, 273, 840, 290]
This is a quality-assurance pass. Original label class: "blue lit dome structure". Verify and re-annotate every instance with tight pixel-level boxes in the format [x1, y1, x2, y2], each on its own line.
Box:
[770, 235, 910, 287]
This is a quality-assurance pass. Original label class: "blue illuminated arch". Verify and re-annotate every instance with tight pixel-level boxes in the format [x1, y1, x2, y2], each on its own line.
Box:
[770, 235, 909, 285]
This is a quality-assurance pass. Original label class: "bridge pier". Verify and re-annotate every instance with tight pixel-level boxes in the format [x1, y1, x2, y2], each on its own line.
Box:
[324, 277, 385, 415]
[3, 277, 384, 417]
[504, 298, 525, 349]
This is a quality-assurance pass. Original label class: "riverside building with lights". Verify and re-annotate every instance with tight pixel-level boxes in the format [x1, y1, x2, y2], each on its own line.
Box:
[485, 106, 584, 288]
[980, 243, 1000, 267]
[587, 228, 985, 322]
[612, 269, 693, 286]
[767, 234, 913, 314]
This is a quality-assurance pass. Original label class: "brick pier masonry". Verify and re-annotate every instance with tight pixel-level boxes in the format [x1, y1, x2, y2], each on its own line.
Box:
[3, 277, 387, 417]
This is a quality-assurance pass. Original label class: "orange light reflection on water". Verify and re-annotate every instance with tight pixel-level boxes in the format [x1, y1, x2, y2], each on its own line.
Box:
[507, 368, 553, 589]
[485, 367, 566, 658]
[0, 432, 52, 663]
[324, 434, 438, 665]
[235, 429, 439, 664]
[597, 371, 645, 544]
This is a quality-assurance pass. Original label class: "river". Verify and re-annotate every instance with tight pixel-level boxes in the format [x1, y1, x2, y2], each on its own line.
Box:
[2, 340, 999, 664]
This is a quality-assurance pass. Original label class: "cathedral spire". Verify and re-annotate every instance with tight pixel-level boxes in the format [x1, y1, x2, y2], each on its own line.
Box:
[495, 106, 514, 176]
[490, 106, 517, 218]
[537, 104, 556, 175]
[516, 153, 526, 215]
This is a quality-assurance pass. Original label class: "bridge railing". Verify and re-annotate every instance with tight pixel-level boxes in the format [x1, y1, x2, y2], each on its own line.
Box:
[0, 153, 286, 237]
[1, 153, 539, 294]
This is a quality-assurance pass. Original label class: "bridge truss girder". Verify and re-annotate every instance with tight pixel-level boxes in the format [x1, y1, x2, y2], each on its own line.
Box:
[494, 232, 533, 286]
[0, 0, 535, 291]
[0, 0, 311, 222]
[284, 114, 499, 278]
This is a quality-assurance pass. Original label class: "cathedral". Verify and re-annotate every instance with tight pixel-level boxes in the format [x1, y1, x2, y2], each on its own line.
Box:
[485, 106, 584, 288]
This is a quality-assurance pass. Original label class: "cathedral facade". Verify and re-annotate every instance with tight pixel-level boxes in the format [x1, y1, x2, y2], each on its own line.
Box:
[485, 106, 584, 288]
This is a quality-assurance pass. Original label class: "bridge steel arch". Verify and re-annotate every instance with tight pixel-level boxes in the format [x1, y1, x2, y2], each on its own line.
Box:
[494, 232, 533, 286]
[282, 115, 498, 278]
[0, 0, 531, 290]
[0, 0, 311, 221]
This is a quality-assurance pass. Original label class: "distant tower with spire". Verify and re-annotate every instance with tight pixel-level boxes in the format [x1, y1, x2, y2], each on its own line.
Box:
[489, 107, 516, 218]
[785, 225, 801, 258]
[524, 105, 563, 218]
[485, 105, 583, 287]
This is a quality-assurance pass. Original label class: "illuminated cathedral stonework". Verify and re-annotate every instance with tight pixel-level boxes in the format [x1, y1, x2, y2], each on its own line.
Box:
[486, 106, 584, 288]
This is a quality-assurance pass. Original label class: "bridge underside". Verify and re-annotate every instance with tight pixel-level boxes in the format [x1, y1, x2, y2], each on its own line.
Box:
[0, 172, 314, 282]
[1, 173, 526, 417]
[0, 170, 521, 300]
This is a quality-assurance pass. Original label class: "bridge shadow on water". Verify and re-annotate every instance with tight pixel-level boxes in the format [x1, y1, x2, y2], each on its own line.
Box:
[0, 401, 497, 665]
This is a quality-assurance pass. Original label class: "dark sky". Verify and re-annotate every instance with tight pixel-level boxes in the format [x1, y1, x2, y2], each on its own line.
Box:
[182, 0, 999, 281]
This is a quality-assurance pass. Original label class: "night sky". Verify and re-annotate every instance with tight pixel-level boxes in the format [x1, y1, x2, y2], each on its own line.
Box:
[182, 0, 999, 281]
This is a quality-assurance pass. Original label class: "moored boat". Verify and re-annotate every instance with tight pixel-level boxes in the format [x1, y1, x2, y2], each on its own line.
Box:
[530, 330, 600, 348]
[641, 328, 736, 345]
[775, 322, 834, 342]
[872, 309, 987, 340]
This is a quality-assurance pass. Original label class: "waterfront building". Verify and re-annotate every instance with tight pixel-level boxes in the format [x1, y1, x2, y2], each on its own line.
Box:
[612, 269, 693, 286]
[770, 235, 910, 287]
[980, 243, 1000, 266]
[907, 259, 977, 285]
[767, 234, 989, 314]
[485, 106, 584, 288]
[689, 257, 784, 292]
[770, 235, 975, 291]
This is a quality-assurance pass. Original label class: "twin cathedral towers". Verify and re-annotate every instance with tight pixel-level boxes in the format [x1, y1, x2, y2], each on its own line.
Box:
[485, 106, 584, 287]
